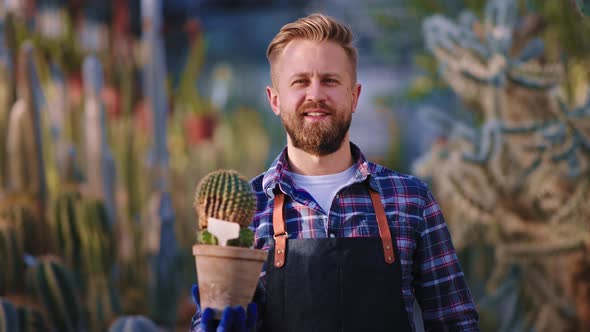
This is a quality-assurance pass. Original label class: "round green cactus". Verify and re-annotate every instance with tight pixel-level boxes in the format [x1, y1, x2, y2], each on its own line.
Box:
[108, 315, 159, 332]
[194, 169, 256, 229]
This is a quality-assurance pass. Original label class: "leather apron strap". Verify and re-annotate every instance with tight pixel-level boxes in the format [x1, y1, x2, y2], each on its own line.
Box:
[272, 189, 395, 267]
[272, 193, 287, 267]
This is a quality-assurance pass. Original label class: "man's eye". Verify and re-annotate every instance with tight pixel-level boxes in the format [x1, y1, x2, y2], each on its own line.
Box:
[324, 78, 337, 84]
[293, 79, 307, 85]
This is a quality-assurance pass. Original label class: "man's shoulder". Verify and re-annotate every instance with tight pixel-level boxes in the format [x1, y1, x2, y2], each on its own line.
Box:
[369, 162, 429, 189]
[250, 172, 267, 194]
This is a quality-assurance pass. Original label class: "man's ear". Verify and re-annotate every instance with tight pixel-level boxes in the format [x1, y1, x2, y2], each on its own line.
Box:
[351, 83, 362, 113]
[266, 86, 280, 116]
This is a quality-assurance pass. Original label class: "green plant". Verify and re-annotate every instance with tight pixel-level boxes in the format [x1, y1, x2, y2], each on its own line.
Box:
[0, 298, 19, 332]
[0, 195, 49, 256]
[86, 275, 118, 332]
[16, 305, 50, 332]
[26, 257, 84, 332]
[75, 198, 115, 276]
[0, 223, 25, 295]
[193, 170, 256, 247]
[48, 190, 83, 271]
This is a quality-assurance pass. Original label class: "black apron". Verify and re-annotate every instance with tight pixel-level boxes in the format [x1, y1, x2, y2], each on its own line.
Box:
[258, 189, 412, 332]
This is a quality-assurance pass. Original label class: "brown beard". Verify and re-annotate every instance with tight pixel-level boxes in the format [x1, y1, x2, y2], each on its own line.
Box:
[280, 101, 351, 156]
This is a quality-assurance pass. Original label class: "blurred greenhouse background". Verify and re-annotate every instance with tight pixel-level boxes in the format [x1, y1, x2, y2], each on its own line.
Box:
[0, 0, 589, 331]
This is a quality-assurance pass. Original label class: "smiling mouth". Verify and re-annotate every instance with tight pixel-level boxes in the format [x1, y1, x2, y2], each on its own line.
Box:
[302, 109, 331, 117]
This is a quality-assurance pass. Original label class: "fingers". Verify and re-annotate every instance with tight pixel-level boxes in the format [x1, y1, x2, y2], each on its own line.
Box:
[217, 307, 235, 332]
[233, 306, 246, 332]
[200, 308, 216, 332]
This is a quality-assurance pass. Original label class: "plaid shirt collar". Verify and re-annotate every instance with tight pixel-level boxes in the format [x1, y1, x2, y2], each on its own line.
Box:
[261, 142, 381, 199]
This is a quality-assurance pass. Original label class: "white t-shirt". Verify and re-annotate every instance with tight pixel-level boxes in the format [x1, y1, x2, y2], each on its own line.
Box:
[285, 165, 356, 214]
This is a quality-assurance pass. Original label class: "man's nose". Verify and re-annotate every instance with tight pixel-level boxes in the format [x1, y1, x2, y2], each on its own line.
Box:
[306, 80, 326, 102]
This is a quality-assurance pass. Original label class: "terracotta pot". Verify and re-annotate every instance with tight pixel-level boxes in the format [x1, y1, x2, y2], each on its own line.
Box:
[185, 114, 217, 145]
[192, 244, 267, 312]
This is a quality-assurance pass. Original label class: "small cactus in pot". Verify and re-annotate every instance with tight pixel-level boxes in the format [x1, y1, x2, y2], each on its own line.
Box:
[192, 170, 265, 315]
[193, 169, 255, 247]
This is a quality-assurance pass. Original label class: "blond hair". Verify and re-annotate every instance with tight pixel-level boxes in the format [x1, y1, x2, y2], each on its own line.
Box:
[267, 13, 358, 83]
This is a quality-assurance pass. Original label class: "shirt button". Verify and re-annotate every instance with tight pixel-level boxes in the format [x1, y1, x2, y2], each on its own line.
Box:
[329, 233, 336, 238]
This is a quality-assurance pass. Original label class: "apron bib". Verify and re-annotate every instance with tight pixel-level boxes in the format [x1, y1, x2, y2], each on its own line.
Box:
[258, 190, 412, 332]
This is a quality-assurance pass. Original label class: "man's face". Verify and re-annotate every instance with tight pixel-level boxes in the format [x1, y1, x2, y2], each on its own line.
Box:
[266, 39, 361, 156]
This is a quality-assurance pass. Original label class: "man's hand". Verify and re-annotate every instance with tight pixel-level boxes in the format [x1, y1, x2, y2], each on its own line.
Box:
[191, 284, 257, 332]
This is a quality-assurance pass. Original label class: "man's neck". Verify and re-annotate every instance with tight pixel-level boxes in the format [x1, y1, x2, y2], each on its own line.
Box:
[286, 139, 354, 176]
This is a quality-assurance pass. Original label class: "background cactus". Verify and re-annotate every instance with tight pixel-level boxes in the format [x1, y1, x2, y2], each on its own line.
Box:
[193, 169, 256, 229]
[0, 194, 49, 256]
[86, 275, 119, 332]
[108, 315, 159, 332]
[16, 305, 50, 332]
[0, 222, 25, 295]
[75, 197, 115, 276]
[6, 98, 38, 194]
[0, 298, 20, 332]
[48, 190, 83, 273]
[26, 257, 84, 332]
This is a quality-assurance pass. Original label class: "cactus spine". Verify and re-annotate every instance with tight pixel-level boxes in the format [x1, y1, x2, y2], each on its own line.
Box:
[108, 315, 159, 332]
[26, 257, 83, 332]
[194, 169, 256, 229]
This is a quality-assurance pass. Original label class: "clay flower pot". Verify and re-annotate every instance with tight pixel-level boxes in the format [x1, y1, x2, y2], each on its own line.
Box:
[192, 244, 267, 312]
[185, 113, 217, 145]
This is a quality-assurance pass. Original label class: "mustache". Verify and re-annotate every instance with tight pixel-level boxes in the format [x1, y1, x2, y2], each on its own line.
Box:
[297, 102, 335, 115]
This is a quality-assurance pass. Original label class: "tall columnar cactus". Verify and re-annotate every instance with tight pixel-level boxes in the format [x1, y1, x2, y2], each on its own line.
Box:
[194, 169, 256, 229]
[26, 257, 84, 332]
[7, 42, 47, 207]
[48, 190, 83, 272]
[0, 298, 19, 332]
[48, 193, 118, 331]
[6, 98, 37, 194]
[0, 222, 25, 295]
[82, 55, 117, 226]
[108, 315, 159, 332]
[75, 198, 114, 276]
[86, 276, 118, 332]
[142, 0, 178, 326]
[16, 305, 50, 332]
[0, 12, 16, 191]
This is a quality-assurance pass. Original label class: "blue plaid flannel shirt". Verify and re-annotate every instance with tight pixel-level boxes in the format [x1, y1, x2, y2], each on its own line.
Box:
[249, 143, 479, 331]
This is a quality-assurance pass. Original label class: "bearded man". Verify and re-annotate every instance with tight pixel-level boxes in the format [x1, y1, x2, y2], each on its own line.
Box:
[191, 13, 480, 332]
